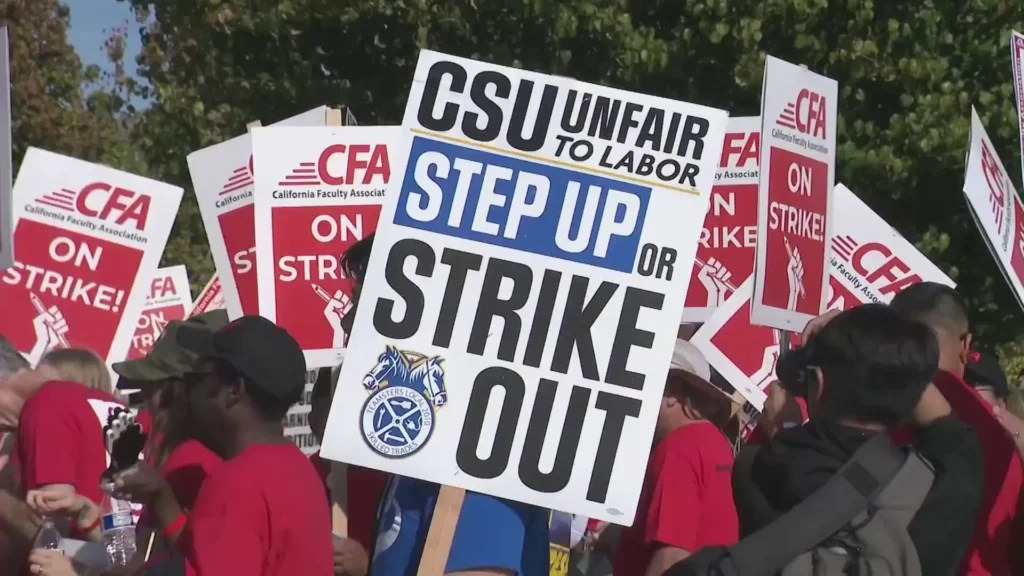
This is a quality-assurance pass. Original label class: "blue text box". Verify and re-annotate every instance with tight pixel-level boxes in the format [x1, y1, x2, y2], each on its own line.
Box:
[394, 136, 651, 273]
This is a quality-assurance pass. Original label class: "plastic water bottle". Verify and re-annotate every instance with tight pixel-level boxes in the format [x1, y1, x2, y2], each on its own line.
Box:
[34, 518, 62, 552]
[100, 492, 136, 566]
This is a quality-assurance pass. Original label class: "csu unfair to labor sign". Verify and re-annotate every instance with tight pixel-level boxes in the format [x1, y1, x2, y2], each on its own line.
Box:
[320, 50, 728, 523]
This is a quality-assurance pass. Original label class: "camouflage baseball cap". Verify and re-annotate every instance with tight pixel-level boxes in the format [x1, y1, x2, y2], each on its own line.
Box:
[112, 310, 229, 387]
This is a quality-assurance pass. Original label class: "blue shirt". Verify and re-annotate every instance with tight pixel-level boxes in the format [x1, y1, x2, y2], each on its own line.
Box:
[371, 476, 550, 576]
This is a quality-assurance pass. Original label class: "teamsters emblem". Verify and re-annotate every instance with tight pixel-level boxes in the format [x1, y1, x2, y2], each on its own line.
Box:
[360, 345, 447, 458]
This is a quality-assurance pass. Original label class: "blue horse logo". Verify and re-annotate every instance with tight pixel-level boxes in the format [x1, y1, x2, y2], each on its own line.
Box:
[360, 346, 447, 458]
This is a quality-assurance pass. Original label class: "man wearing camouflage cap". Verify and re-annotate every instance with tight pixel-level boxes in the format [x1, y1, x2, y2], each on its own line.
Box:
[112, 310, 229, 437]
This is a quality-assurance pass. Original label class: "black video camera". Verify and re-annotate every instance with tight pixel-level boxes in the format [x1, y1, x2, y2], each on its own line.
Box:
[774, 344, 818, 398]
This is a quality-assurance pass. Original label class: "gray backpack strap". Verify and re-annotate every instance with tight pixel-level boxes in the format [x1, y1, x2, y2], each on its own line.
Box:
[783, 452, 935, 576]
[721, 433, 907, 576]
[868, 451, 933, 521]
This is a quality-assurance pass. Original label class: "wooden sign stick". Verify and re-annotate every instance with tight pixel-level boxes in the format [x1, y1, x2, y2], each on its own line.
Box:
[417, 485, 466, 576]
[246, 120, 262, 131]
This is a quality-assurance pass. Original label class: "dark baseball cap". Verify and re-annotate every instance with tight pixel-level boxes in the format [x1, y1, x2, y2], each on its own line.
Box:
[964, 350, 1010, 399]
[175, 315, 306, 401]
[112, 311, 229, 388]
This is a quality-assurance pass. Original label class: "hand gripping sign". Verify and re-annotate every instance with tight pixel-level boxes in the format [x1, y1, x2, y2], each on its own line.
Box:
[252, 126, 394, 368]
[127, 265, 193, 360]
[0, 28, 11, 271]
[187, 106, 329, 319]
[751, 57, 838, 332]
[188, 274, 225, 318]
[0, 149, 183, 365]
[1012, 30, 1024, 184]
[682, 116, 759, 321]
[693, 183, 954, 409]
[319, 50, 728, 525]
[963, 107, 1024, 311]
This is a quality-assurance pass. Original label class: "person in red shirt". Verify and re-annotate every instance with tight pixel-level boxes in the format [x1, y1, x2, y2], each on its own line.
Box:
[891, 282, 1022, 575]
[613, 339, 739, 576]
[113, 315, 333, 576]
[111, 312, 228, 518]
[18, 378, 124, 509]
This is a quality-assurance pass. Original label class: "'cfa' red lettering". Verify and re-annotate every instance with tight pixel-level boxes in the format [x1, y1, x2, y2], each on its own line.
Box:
[795, 89, 827, 139]
[317, 144, 391, 186]
[719, 132, 759, 169]
[75, 182, 151, 231]
[851, 241, 920, 295]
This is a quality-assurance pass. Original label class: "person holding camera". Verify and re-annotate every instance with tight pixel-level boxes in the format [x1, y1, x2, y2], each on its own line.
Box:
[668, 304, 982, 576]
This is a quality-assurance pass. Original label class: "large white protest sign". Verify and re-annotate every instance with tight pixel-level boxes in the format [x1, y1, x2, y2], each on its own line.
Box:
[0, 28, 12, 270]
[964, 107, 1024, 311]
[751, 57, 837, 332]
[0, 149, 183, 364]
[251, 126, 396, 368]
[828, 184, 954, 307]
[320, 50, 728, 523]
[187, 107, 329, 319]
[694, 184, 953, 409]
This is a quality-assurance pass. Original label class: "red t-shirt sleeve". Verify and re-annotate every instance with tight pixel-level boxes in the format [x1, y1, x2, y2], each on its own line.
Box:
[161, 441, 223, 512]
[182, 518, 263, 576]
[181, 466, 264, 575]
[644, 441, 701, 551]
[17, 387, 79, 490]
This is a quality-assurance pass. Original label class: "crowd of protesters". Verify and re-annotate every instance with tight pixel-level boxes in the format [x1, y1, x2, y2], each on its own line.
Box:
[0, 233, 1020, 576]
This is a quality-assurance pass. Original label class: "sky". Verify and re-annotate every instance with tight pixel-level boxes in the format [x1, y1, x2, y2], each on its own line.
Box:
[65, 0, 140, 78]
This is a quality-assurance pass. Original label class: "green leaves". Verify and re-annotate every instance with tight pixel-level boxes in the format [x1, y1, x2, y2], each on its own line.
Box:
[87, 0, 1024, 360]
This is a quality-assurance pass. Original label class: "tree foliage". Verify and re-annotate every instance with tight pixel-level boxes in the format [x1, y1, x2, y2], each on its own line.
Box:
[1, 0, 136, 173]
[112, 0, 1022, 350]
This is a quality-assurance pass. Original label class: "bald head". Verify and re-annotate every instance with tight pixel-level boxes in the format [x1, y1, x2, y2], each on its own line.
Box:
[890, 282, 970, 376]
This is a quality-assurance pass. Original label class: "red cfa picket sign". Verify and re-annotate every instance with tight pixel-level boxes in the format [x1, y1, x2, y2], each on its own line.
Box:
[693, 183, 952, 409]
[187, 107, 330, 319]
[751, 57, 838, 331]
[127, 265, 192, 359]
[0, 149, 182, 364]
[963, 107, 1024, 310]
[252, 126, 393, 368]
[682, 116, 759, 321]
[188, 274, 225, 318]
[0, 28, 11, 271]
